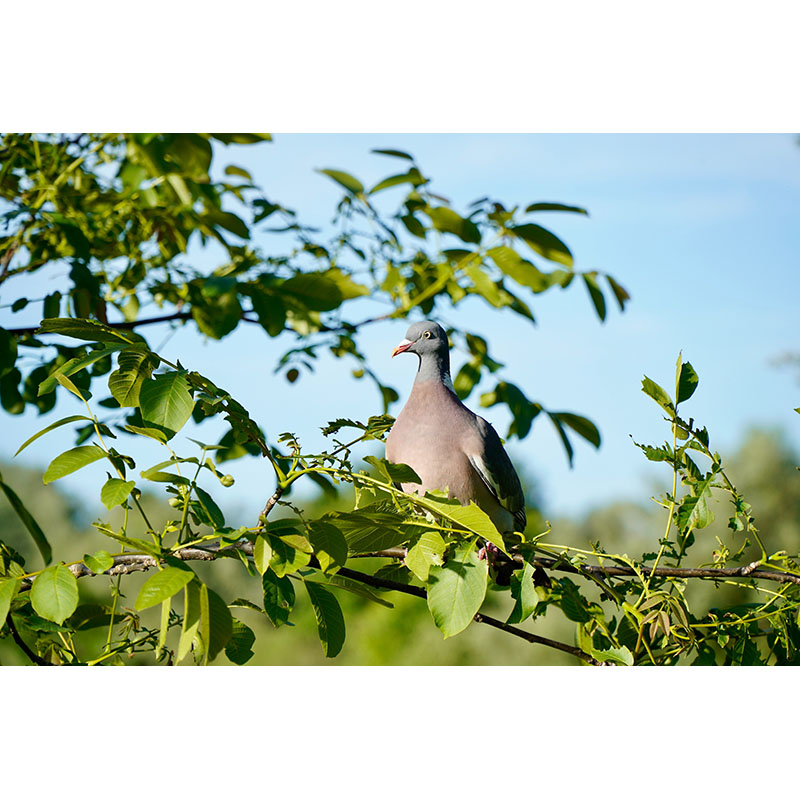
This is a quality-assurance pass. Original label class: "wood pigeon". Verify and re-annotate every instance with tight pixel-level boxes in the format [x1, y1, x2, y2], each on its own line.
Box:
[385, 320, 526, 538]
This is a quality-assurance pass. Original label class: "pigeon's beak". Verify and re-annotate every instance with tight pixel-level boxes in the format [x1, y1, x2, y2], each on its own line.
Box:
[392, 338, 414, 357]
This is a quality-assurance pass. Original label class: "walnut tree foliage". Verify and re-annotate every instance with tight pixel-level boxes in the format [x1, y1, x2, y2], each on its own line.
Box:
[1, 132, 798, 666]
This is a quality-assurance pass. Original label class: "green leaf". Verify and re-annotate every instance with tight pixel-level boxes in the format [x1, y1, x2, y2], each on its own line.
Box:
[479, 380, 542, 439]
[317, 168, 364, 195]
[268, 536, 311, 577]
[14, 415, 93, 456]
[100, 478, 135, 509]
[509, 223, 573, 266]
[363, 455, 422, 485]
[31, 564, 79, 624]
[426, 207, 481, 244]
[224, 165, 253, 180]
[201, 587, 233, 663]
[453, 360, 481, 400]
[54, 372, 91, 401]
[308, 521, 348, 574]
[123, 425, 169, 443]
[178, 580, 201, 663]
[38, 345, 125, 395]
[582, 273, 606, 321]
[314, 573, 394, 608]
[253, 535, 272, 575]
[404, 531, 445, 582]
[247, 287, 286, 336]
[559, 579, 591, 623]
[203, 209, 250, 240]
[135, 567, 194, 611]
[156, 597, 171, 659]
[281, 273, 342, 312]
[83, 550, 114, 574]
[139, 371, 194, 439]
[525, 202, 588, 215]
[225, 619, 256, 664]
[641, 376, 674, 414]
[369, 168, 426, 195]
[0, 327, 18, 379]
[413, 493, 507, 554]
[210, 133, 272, 144]
[43, 446, 107, 484]
[371, 148, 415, 161]
[400, 213, 427, 238]
[676, 360, 699, 405]
[0, 577, 21, 631]
[550, 412, 601, 448]
[194, 485, 225, 529]
[592, 645, 634, 666]
[427, 543, 488, 638]
[677, 481, 714, 533]
[166, 173, 193, 205]
[606, 274, 630, 311]
[547, 413, 576, 466]
[305, 582, 346, 658]
[323, 268, 370, 300]
[37, 317, 140, 344]
[634, 441, 675, 464]
[487, 246, 549, 292]
[109, 348, 159, 407]
[325, 508, 417, 554]
[262, 570, 295, 627]
[507, 561, 538, 624]
[0, 472, 52, 564]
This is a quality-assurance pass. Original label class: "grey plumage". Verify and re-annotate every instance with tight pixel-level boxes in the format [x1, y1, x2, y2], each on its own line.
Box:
[385, 320, 526, 535]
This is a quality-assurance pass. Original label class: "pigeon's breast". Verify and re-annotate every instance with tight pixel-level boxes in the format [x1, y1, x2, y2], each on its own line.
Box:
[385, 380, 480, 498]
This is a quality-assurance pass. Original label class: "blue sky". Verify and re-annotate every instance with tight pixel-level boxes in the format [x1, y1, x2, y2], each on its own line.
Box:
[3, 134, 799, 523]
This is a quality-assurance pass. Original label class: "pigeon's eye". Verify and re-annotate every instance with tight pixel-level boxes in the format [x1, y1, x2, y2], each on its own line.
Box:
[423, 330, 432, 339]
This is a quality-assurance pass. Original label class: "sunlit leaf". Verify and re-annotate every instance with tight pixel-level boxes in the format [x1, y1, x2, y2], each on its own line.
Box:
[43, 446, 107, 484]
[525, 202, 588, 215]
[582, 272, 606, 321]
[135, 567, 194, 610]
[0, 578, 21, 632]
[641, 376, 675, 414]
[31, 564, 79, 624]
[83, 550, 114, 574]
[139, 371, 194, 439]
[317, 168, 364, 195]
[509, 223, 573, 266]
[427, 543, 487, 638]
[14, 415, 93, 456]
[38, 345, 125, 395]
[109, 348, 159, 407]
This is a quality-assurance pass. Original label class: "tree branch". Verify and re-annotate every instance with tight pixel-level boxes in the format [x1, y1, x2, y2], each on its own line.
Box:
[5, 307, 395, 338]
[353, 549, 800, 587]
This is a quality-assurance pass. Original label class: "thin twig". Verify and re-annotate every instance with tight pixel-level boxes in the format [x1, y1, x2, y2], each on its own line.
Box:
[6, 615, 53, 666]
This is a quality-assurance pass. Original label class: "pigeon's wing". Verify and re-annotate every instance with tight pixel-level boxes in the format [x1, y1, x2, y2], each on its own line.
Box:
[468, 417, 527, 533]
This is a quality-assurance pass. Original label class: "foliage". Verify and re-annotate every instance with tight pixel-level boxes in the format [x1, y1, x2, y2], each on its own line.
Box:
[0, 133, 796, 666]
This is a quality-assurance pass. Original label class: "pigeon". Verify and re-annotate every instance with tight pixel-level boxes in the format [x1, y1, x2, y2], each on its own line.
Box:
[385, 320, 526, 539]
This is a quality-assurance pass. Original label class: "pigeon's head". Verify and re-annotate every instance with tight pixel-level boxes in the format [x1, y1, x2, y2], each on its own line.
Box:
[392, 320, 449, 359]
